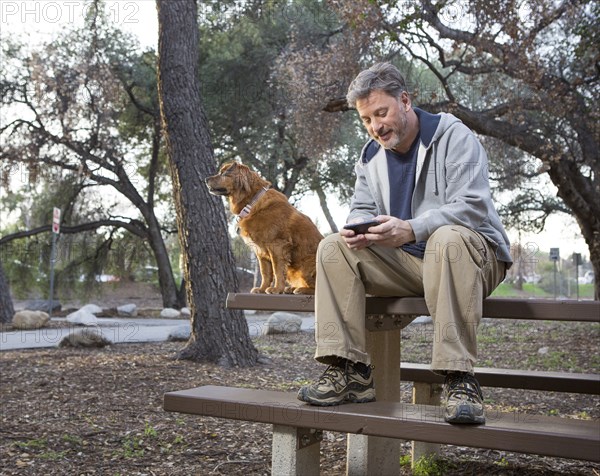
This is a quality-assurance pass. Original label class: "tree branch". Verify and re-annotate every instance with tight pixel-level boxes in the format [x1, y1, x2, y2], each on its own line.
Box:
[0, 219, 148, 246]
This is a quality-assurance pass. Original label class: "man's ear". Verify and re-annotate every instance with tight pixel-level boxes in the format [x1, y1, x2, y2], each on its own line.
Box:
[400, 91, 411, 111]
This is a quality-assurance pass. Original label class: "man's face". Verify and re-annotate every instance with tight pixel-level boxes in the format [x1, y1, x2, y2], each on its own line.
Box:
[356, 89, 414, 153]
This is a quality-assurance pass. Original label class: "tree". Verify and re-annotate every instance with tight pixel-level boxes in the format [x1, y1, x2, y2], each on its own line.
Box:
[0, 4, 182, 307]
[156, 0, 258, 366]
[197, 0, 362, 232]
[0, 262, 14, 323]
[323, 0, 599, 298]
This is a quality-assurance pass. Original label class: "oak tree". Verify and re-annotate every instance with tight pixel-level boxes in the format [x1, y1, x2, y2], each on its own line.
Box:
[157, 0, 258, 365]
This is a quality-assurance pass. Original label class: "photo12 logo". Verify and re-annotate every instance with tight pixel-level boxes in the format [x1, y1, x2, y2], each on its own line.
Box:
[0, 1, 140, 25]
[437, 0, 474, 24]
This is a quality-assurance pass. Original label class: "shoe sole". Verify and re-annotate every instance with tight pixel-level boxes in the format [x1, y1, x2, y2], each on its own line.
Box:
[298, 389, 376, 406]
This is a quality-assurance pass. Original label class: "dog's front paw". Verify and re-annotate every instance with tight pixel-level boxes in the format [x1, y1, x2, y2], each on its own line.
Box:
[250, 287, 266, 294]
[265, 287, 284, 294]
[284, 286, 295, 294]
[293, 287, 315, 295]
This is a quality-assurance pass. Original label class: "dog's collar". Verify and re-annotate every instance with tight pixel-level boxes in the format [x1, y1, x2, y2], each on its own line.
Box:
[238, 187, 270, 218]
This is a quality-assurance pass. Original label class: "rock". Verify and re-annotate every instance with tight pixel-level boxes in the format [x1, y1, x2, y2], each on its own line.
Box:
[180, 307, 191, 317]
[79, 304, 103, 315]
[12, 310, 50, 330]
[257, 354, 273, 365]
[66, 310, 98, 326]
[538, 346, 549, 355]
[24, 299, 61, 313]
[168, 324, 192, 342]
[117, 304, 137, 317]
[160, 308, 181, 319]
[59, 328, 111, 348]
[262, 312, 303, 335]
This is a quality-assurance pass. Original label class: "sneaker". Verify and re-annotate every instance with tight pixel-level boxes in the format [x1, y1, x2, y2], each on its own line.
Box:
[297, 361, 376, 406]
[442, 372, 485, 424]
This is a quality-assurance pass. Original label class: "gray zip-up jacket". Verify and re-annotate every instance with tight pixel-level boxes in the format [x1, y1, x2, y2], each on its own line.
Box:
[348, 108, 512, 265]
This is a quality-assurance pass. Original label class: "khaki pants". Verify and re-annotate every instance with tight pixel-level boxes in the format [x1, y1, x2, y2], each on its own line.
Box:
[314, 225, 506, 373]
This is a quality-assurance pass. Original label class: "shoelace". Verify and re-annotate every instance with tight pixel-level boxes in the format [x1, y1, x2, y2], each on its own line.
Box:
[318, 365, 345, 385]
[446, 373, 483, 401]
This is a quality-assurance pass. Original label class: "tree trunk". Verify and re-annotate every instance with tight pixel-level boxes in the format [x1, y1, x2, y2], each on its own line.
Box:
[144, 212, 179, 308]
[144, 117, 181, 309]
[546, 161, 600, 301]
[0, 262, 15, 323]
[315, 184, 339, 234]
[156, 0, 258, 366]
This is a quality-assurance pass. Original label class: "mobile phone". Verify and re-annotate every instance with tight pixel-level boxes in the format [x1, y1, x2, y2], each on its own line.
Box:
[343, 220, 380, 235]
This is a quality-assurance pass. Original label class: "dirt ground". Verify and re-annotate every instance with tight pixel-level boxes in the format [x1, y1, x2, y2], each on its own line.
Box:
[1, 302, 599, 475]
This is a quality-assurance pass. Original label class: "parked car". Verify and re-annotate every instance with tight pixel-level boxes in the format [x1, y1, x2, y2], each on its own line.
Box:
[524, 273, 542, 284]
[578, 271, 595, 285]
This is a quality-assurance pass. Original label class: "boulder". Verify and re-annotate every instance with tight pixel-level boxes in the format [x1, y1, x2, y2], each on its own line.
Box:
[160, 308, 181, 319]
[66, 309, 98, 326]
[79, 304, 103, 315]
[168, 324, 192, 342]
[262, 312, 303, 335]
[12, 310, 50, 330]
[59, 328, 111, 348]
[180, 307, 191, 317]
[117, 303, 137, 317]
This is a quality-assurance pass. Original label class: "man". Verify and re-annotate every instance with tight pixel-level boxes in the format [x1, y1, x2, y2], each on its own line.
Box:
[298, 62, 512, 424]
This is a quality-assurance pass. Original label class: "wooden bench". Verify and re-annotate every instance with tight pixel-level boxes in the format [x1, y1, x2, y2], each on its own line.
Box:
[164, 294, 600, 474]
[400, 362, 600, 394]
[164, 385, 600, 475]
[399, 362, 600, 463]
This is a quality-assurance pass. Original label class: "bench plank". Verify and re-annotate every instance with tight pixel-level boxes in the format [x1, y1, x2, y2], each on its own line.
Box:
[226, 293, 600, 322]
[401, 363, 600, 394]
[164, 385, 600, 462]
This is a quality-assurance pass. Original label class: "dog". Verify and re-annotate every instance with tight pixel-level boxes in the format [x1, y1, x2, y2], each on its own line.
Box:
[206, 162, 323, 294]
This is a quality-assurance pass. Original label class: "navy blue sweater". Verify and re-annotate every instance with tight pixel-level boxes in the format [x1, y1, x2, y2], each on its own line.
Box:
[361, 109, 441, 258]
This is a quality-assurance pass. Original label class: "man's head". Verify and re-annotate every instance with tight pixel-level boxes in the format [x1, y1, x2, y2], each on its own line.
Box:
[346, 62, 408, 108]
[347, 62, 418, 154]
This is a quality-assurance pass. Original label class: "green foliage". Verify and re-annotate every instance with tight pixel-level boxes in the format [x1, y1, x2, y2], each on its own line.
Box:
[40, 450, 69, 461]
[399, 453, 454, 475]
[527, 350, 580, 372]
[198, 0, 359, 203]
[119, 436, 145, 459]
[490, 283, 549, 298]
[14, 438, 47, 450]
[144, 422, 158, 438]
[1, 1, 178, 300]
[411, 455, 450, 476]
[61, 434, 83, 445]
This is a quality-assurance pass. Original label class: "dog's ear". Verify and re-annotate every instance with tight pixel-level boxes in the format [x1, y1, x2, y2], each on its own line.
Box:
[236, 163, 254, 195]
[219, 161, 237, 174]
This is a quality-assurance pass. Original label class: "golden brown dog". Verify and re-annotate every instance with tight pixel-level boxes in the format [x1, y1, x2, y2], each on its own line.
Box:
[206, 162, 323, 294]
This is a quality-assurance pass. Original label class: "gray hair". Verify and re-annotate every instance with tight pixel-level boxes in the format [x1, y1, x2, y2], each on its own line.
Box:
[346, 62, 408, 108]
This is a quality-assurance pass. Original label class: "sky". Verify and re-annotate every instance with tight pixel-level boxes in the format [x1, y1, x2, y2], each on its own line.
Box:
[1, 0, 159, 48]
[0, 0, 590, 260]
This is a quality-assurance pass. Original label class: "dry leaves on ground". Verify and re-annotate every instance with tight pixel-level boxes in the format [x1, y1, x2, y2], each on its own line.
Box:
[1, 319, 599, 475]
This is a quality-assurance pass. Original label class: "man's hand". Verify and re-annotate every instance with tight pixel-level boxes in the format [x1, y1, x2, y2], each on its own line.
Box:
[341, 215, 415, 250]
[340, 217, 377, 250]
[363, 215, 415, 248]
